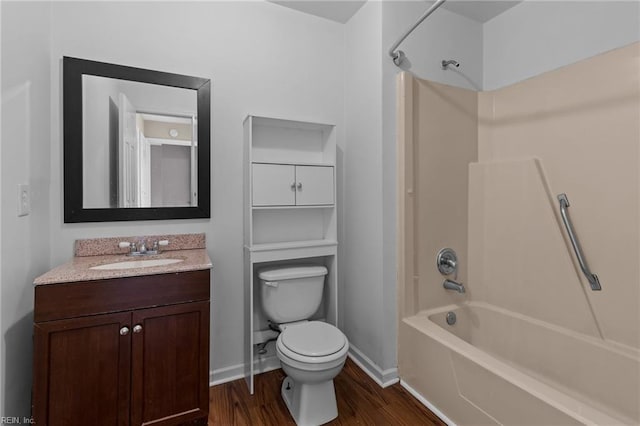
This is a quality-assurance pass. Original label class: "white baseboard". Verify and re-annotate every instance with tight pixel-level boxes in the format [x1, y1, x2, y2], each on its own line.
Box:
[400, 380, 456, 426]
[210, 355, 281, 387]
[347, 344, 399, 388]
[210, 345, 401, 390]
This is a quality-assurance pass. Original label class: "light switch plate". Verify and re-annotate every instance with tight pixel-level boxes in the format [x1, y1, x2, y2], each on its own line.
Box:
[17, 183, 30, 217]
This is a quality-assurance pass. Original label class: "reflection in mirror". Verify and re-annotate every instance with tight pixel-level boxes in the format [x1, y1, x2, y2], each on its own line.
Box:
[63, 56, 210, 223]
[82, 76, 198, 209]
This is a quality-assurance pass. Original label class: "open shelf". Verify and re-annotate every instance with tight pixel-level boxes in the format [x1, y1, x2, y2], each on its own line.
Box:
[248, 239, 338, 252]
[248, 116, 336, 165]
[252, 205, 334, 210]
[252, 160, 335, 168]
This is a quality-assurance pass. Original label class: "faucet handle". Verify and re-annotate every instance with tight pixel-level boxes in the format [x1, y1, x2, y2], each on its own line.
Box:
[154, 240, 169, 253]
[119, 241, 138, 254]
[436, 248, 458, 276]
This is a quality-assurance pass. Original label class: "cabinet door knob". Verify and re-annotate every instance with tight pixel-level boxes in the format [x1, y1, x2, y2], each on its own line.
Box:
[133, 324, 143, 334]
[290, 182, 296, 190]
[119, 326, 130, 336]
[296, 182, 302, 190]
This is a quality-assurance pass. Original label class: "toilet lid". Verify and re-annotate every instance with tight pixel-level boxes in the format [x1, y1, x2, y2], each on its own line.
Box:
[280, 321, 346, 357]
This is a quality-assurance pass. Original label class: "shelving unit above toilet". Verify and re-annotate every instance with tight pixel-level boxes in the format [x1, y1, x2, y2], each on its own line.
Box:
[243, 115, 339, 394]
[244, 115, 337, 249]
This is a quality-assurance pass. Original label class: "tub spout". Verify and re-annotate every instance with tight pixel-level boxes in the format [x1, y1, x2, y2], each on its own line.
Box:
[443, 279, 465, 293]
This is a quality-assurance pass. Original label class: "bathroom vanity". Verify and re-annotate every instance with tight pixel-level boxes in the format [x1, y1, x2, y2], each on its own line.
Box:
[32, 234, 212, 426]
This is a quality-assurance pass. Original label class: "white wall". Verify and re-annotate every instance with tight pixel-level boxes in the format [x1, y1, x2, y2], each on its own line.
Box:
[1, 1, 51, 417]
[343, 0, 385, 375]
[344, 0, 483, 378]
[483, 0, 640, 90]
[0, 1, 3, 416]
[380, 1, 483, 374]
[48, 1, 345, 378]
[382, 1, 484, 91]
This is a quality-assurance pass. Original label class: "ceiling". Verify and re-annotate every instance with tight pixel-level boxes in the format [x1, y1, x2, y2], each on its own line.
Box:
[269, 0, 523, 24]
[441, 1, 522, 23]
[269, 1, 367, 24]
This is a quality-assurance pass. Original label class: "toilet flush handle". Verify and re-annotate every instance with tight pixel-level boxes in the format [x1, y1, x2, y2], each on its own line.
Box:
[264, 281, 278, 288]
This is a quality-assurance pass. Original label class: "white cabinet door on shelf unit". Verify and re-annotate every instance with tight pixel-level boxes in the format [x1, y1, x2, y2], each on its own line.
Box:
[252, 164, 296, 206]
[295, 165, 334, 206]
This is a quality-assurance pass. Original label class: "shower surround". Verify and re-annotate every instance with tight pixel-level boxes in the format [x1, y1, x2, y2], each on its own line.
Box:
[397, 42, 639, 424]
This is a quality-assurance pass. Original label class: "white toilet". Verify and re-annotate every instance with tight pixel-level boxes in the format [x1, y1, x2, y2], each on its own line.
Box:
[258, 265, 349, 426]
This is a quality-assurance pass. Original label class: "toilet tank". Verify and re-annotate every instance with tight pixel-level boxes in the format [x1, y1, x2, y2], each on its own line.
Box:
[258, 265, 328, 324]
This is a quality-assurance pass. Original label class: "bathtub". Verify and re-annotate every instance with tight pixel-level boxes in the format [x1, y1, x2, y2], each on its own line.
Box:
[399, 302, 640, 425]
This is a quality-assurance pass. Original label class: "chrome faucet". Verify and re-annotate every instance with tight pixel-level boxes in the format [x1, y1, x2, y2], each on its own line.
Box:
[443, 279, 465, 294]
[133, 239, 161, 256]
[437, 248, 466, 293]
[119, 239, 166, 256]
[436, 248, 458, 276]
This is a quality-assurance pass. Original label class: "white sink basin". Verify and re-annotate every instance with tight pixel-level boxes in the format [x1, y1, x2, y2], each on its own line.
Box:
[90, 258, 184, 270]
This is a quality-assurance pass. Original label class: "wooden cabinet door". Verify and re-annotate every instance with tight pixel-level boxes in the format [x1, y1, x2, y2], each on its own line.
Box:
[295, 165, 334, 206]
[252, 163, 296, 206]
[130, 302, 209, 426]
[33, 312, 132, 426]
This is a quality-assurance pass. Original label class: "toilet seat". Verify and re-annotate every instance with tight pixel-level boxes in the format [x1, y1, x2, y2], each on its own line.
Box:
[277, 321, 348, 364]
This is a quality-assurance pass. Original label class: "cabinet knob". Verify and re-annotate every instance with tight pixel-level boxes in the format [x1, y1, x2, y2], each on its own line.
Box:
[296, 182, 302, 190]
[133, 324, 143, 334]
[290, 182, 296, 191]
[119, 326, 130, 336]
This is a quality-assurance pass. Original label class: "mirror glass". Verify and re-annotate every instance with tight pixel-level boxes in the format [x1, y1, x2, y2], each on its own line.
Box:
[64, 57, 210, 222]
[82, 76, 198, 209]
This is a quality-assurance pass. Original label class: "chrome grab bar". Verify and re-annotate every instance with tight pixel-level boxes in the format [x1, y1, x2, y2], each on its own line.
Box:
[557, 194, 601, 291]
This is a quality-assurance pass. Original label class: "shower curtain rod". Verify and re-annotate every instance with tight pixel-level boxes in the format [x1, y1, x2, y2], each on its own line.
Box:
[388, 0, 447, 66]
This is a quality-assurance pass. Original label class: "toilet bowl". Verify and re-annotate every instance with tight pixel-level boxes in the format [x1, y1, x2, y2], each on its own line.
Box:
[275, 321, 349, 426]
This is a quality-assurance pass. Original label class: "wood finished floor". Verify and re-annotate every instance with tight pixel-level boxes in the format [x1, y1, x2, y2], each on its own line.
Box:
[208, 358, 446, 425]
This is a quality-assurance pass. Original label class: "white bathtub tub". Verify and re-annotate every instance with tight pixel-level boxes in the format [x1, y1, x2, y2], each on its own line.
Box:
[399, 301, 640, 425]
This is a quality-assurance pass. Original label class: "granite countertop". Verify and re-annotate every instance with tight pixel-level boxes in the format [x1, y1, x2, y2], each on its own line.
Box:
[34, 233, 212, 285]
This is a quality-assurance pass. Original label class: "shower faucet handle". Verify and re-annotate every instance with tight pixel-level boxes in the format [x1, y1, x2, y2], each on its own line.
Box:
[436, 248, 458, 276]
[443, 258, 456, 269]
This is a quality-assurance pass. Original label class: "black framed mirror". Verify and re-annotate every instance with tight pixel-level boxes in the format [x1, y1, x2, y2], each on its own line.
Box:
[63, 56, 211, 223]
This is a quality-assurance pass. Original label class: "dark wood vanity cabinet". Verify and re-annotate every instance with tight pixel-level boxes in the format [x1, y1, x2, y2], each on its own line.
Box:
[33, 270, 210, 426]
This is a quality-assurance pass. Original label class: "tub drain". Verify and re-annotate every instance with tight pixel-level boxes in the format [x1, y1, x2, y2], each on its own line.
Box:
[446, 311, 456, 325]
